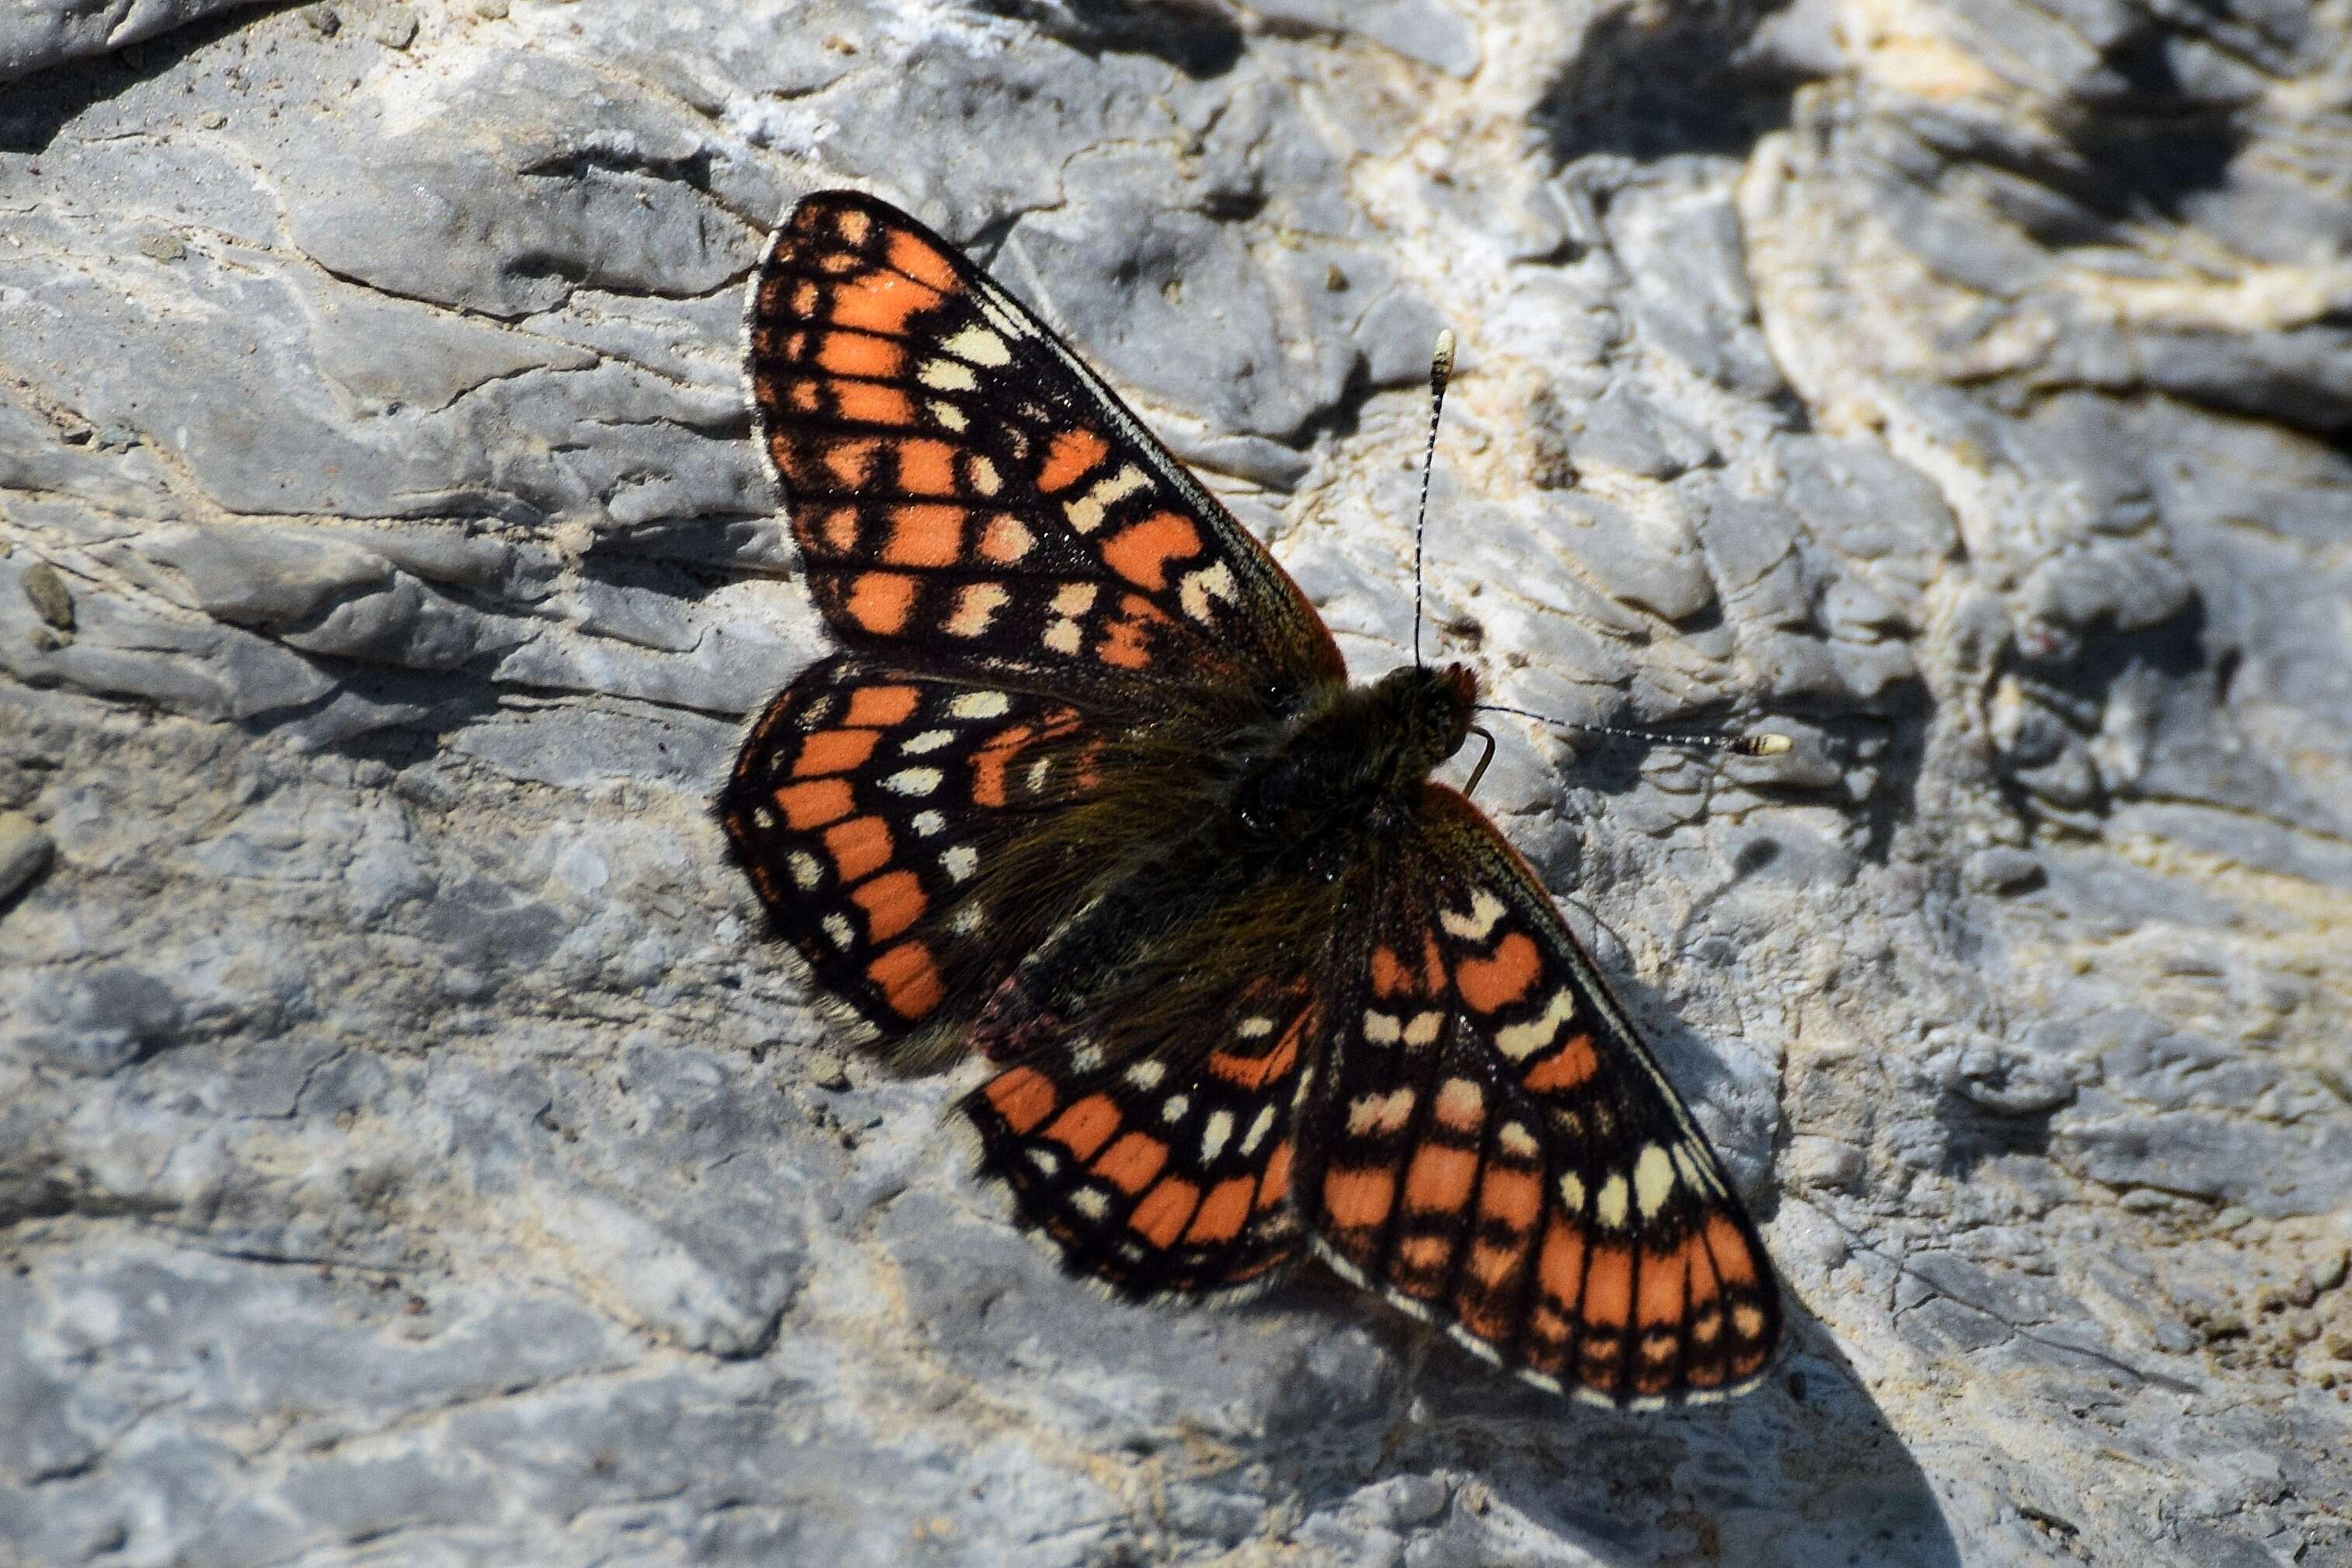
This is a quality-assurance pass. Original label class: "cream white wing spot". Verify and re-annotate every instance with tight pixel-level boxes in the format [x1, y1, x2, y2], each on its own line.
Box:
[1497, 1120, 1539, 1160]
[1347, 1089, 1416, 1136]
[1160, 1094, 1190, 1124]
[1634, 1144, 1678, 1217]
[901, 729, 955, 755]
[942, 845, 978, 882]
[1596, 1173, 1630, 1229]
[942, 323, 1012, 367]
[929, 399, 967, 431]
[1026, 1147, 1062, 1176]
[967, 455, 1003, 497]
[1239, 1103, 1277, 1156]
[787, 851, 825, 890]
[1070, 1044, 1104, 1073]
[1363, 1011, 1402, 1045]
[1558, 1172, 1587, 1214]
[919, 358, 977, 392]
[949, 690, 1011, 720]
[1447, 1324, 1503, 1365]
[948, 903, 985, 935]
[1235, 1015, 1275, 1039]
[1071, 1186, 1110, 1220]
[1496, 991, 1576, 1061]
[1402, 1011, 1444, 1047]
[884, 767, 943, 796]
[1434, 1078, 1484, 1127]
[944, 584, 1009, 639]
[1176, 561, 1236, 624]
[1063, 464, 1150, 535]
[1200, 1110, 1234, 1163]
[1127, 1060, 1166, 1089]
[911, 810, 946, 837]
[823, 912, 855, 949]
[1440, 887, 1507, 941]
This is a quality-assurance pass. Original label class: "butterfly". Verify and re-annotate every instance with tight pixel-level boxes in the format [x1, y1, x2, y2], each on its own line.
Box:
[719, 189, 1783, 1406]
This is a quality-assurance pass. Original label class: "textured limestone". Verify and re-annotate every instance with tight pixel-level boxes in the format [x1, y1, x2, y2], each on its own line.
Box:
[3, 1, 2349, 1564]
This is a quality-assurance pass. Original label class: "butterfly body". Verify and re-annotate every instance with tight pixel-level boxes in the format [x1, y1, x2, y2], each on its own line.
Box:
[723, 190, 1782, 1405]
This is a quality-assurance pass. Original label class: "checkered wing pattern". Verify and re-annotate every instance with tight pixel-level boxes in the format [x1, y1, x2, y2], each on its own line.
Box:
[719, 653, 1106, 1052]
[744, 189, 1343, 695]
[1295, 784, 1782, 1406]
[963, 974, 1312, 1299]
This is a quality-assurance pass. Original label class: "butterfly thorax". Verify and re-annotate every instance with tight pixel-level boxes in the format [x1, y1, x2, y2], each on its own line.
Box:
[1232, 663, 1475, 845]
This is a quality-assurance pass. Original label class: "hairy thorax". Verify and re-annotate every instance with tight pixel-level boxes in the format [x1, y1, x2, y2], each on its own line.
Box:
[1232, 663, 1476, 845]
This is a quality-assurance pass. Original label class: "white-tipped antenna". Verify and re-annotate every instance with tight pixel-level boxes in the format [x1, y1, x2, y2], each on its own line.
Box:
[1411, 328, 1456, 671]
[1477, 704, 1793, 758]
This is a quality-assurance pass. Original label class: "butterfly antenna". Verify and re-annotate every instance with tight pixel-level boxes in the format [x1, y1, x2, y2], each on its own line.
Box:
[1412, 329, 1455, 671]
[1476, 704, 1793, 758]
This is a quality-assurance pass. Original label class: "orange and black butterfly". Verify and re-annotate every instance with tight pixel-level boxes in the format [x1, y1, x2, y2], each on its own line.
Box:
[720, 189, 1782, 1405]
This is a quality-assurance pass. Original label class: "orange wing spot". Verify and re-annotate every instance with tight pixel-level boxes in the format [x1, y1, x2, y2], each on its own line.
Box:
[1403, 1144, 1478, 1214]
[804, 507, 860, 557]
[1703, 1214, 1761, 1289]
[1457, 1298, 1514, 1345]
[1398, 1233, 1451, 1274]
[969, 724, 1036, 809]
[1096, 594, 1173, 671]
[867, 941, 943, 1019]
[895, 438, 959, 497]
[787, 378, 821, 413]
[843, 685, 921, 727]
[1092, 1131, 1168, 1195]
[977, 514, 1033, 564]
[983, 1065, 1059, 1134]
[1455, 932, 1542, 1013]
[1257, 1141, 1294, 1209]
[824, 437, 880, 487]
[1685, 1356, 1728, 1390]
[1130, 1178, 1201, 1249]
[850, 869, 927, 943]
[1476, 1166, 1542, 1233]
[881, 503, 966, 567]
[1537, 1220, 1587, 1308]
[1043, 1095, 1121, 1163]
[1370, 946, 1409, 998]
[817, 331, 904, 380]
[829, 267, 943, 336]
[1183, 1176, 1256, 1245]
[832, 378, 918, 427]
[1204, 1014, 1301, 1091]
[1037, 427, 1110, 493]
[887, 229, 961, 294]
[1638, 1239, 1690, 1331]
[793, 727, 880, 777]
[1467, 1238, 1524, 1291]
[1423, 932, 1446, 993]
[823, 815, 893, 883]
[1101, 511, 1202, 591]
[1321, 1166, 1396, 1232]
[1584, 1245, 1634, 1329]
[845, 571, 918, 636]
[1522, 1033, 1600, 1093]
[775, 778, 854, 831]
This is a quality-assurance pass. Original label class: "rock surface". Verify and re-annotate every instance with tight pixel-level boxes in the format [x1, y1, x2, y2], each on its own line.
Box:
[4, 1, 2349, 1563]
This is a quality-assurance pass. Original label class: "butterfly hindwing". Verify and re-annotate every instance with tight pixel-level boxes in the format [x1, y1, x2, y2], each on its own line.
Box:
[718, 653, 1110, 1054]
[1296, 783, 1781, 1405]
[744, 190, 1343, 696]
[963, 966, 1313, 1298]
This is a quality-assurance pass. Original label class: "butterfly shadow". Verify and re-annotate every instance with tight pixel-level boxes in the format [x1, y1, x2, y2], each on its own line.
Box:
[1213, 1272, 1963, 1566]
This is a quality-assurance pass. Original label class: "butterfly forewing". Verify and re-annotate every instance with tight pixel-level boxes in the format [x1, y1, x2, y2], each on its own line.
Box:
[744, 190, 1343, 695]
[1296, 784, 1781, 1405]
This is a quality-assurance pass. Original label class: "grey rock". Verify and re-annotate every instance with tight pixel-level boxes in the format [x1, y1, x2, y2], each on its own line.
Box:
[3, 2, 2349, 1566]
